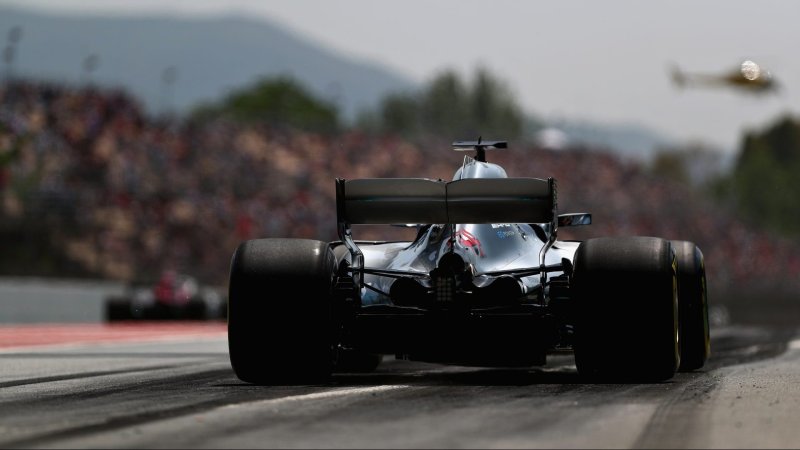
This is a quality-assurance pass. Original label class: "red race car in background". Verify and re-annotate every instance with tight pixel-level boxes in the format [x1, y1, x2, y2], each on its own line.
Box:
[105, 270, 226, 321]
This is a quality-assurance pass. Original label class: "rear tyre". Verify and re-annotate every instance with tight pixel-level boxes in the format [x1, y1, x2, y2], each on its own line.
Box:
[572, 236, 680, 382]
[228, 238, 336, 384]
[672, 240, 710, 371]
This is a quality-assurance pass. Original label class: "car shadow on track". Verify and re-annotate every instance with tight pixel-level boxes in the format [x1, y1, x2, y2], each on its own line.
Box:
[215, 324, 794, 389]
[217, 355, 685, 388]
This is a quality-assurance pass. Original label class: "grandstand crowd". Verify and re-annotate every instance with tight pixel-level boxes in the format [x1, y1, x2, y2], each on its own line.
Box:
[2, 80, 799, 296]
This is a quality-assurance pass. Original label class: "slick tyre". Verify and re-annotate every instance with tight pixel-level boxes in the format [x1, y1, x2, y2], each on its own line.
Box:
[672, 240, 710, 371]
[228, 238, 336, 385]
[572, 236, 680, 382]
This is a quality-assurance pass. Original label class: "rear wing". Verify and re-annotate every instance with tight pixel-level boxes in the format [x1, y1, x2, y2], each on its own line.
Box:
[335, 176, 559, 303]
[452, 140, 506, 162]
[336, 177, 557, 226]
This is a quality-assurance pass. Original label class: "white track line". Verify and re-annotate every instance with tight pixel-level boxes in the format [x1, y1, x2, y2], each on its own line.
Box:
[222, 385, 410, 411]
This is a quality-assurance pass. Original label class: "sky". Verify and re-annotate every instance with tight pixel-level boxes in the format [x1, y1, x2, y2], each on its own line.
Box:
[1, 0, 799, 154]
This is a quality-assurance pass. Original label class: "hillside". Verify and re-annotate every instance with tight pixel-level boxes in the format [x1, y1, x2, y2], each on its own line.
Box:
[0, 6, 682, 160]
[0, 6, 415, 120]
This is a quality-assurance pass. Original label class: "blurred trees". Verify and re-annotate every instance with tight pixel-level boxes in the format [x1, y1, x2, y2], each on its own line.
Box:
[190, 76, 339, 133]
[728, 115, 800, 236]
[650, 149, 691, 185]
[650, 115, 800, 237]
[187, 68, 526, 140]
[359, 67, 525, 140]
[649, 142, 728, 188]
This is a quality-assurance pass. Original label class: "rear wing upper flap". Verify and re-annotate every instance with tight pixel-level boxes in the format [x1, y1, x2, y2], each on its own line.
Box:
[336, 177, 557, 226]
[452, 140, 507, 150]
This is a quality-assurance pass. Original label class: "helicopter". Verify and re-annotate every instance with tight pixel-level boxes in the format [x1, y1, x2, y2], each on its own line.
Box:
[670, 60, 779, 94]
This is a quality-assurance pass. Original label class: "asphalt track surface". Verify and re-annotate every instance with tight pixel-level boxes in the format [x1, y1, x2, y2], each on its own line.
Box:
[0, 316, 798, 449]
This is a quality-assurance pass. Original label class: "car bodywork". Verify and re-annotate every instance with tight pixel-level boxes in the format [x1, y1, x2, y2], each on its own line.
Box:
[228, 140, 710, 383]
[332, 141, 584, 366]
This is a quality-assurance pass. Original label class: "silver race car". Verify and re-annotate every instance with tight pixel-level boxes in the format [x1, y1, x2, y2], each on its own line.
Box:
[228, 141, 710, 384]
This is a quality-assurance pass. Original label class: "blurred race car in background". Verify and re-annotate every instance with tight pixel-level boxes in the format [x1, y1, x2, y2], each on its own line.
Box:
[105, 270, 227, 321]
[227, 140, 710, 384]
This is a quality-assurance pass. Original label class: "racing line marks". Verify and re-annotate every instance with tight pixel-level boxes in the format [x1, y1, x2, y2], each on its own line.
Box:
[0, 385, 414, 448]
[222, 385, 412, 411]
[0, 364, 181, 389]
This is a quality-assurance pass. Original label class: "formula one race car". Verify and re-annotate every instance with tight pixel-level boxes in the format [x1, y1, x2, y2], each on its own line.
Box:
[105, 270, 227, 321]
[228, 141, 710, 384]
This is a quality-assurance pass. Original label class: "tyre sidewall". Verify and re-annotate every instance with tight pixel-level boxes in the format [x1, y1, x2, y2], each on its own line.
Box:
[672, 240, 711, 371]
[573, 236, 680, 382]
[228, 238, 336, 384]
